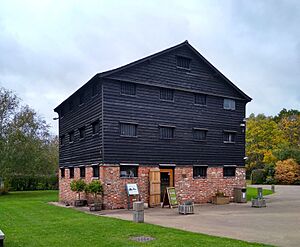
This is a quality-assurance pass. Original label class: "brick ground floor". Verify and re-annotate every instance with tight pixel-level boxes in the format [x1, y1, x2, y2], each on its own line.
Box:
[59, 165, 246, 209]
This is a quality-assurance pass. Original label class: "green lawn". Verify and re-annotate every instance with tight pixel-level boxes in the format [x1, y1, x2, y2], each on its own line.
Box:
[246, 187, 274, 201]
[0, 191, 271, 247]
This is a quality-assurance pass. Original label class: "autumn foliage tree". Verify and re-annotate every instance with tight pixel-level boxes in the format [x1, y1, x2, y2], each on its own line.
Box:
[275, 159, 300, 185]
[246, 109, 300, 184]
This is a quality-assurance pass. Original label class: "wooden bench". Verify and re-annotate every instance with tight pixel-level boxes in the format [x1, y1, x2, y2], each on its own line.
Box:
[0, 230, 4, 247]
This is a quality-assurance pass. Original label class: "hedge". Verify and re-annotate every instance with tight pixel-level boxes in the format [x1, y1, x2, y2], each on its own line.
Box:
[7, 175, 58, 191]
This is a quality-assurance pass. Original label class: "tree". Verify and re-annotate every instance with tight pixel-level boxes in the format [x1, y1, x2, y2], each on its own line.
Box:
[85, 180, 103, 203]
[246, 113, 286, 175]
[70, 180, 86, 200]
[0, 87, 58, 190]
[275, 159, 300, 184]
[273, 108, 300, 123]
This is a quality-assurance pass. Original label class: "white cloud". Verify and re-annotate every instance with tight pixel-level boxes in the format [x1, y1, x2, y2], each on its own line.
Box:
[0, 0, 299, 134]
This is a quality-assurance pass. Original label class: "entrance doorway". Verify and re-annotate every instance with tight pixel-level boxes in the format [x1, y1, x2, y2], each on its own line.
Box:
[160, 168, 174, 201]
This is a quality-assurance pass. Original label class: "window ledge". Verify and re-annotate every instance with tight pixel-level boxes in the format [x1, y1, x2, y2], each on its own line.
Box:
[92, 133, 99, 137]
[194, 104, 207, 107]
[223, 141, 235, 144]
[92, 177, 99, 180]
[223, 176, 236, 179]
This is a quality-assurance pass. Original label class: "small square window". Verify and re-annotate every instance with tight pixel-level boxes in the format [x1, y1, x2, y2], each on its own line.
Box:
[69, 131, 75, 143]
[223, 99, 235, 110]
[79, 127, 86, 139]
[121, 82, 136, 95]
[193, 166, 207, 178]
[69, 167, 74, 179]
[80, 167, 85, 178]
[120, 123, 137, 137]
[223, 167, 236, 177]
[160, 126, 174, 139]
[195, 93, 207, 105]
[60, 168, 65, 178]
[79, 92, 85, 105]
[176, 56, 191, 69]
[92, 166, 99, 178]
[120, 165, 138, 178]
[160, 88, 174, 101]
[193, 129, 207, 141]
[92, 83, 98, 96]
[60, 135, 65, 146]
[224, 132, 236, 143]
[92, 120, 100, 135]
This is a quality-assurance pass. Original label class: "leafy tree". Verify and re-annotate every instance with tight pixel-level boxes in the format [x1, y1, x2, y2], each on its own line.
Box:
[85, 180, 103, 203]
[273, 108, 300, 123]
[0, 87, 58, 190]
[275, 159, 300, 184]
[246, 113, 286, 175]
[70, 180, 86, 200]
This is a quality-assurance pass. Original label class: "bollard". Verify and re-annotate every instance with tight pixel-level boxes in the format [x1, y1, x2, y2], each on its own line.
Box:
[271, 184, 275, 193]
[257, 187, 263, 199]
[133, 201, 144, 223]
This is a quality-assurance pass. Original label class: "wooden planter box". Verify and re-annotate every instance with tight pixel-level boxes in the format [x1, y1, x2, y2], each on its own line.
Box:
[178, 204, 194, 214]
[212, 196, 230, 205]
[74, 199, 87, 207]
[89, 203, 102, 211]
[251, 198, 266, 208]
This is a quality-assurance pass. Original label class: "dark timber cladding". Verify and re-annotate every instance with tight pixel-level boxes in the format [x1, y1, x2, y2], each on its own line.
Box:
[54, 40, 251, 168]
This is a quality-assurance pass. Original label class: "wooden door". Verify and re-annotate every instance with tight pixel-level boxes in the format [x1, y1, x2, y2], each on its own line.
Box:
[149, 168, 161, 207]
[160, 168, 174, 201]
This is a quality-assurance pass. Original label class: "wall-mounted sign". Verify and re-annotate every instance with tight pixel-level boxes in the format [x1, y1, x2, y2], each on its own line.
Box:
[126, 183, 139, 195]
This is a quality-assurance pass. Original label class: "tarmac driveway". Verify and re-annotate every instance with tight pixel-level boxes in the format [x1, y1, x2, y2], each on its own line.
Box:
[101, 185, 300, 247]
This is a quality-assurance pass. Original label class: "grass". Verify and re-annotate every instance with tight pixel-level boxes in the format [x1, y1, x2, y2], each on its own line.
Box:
[0, 191, 271, 247]
[246, 187, 274, 201]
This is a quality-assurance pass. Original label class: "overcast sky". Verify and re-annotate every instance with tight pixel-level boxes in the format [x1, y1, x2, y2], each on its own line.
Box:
[1, 0, 299, 134]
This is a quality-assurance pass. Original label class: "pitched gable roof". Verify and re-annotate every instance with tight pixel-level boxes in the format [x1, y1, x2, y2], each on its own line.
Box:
[55, 41, 251, 112]
[98, 40, 251, 102]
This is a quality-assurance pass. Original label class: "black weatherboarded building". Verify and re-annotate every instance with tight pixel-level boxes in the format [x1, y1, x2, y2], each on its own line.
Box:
[55, 41, 251, 209]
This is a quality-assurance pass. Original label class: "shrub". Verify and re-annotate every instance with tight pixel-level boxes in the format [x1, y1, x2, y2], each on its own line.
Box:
[265, 176, 276, 185]
[85, 180, 103, 202]
[70, 179, 86, 200]
[275, 159, 300, 185]
[6, 175, 58, 191]
[251, 169, 266, 184]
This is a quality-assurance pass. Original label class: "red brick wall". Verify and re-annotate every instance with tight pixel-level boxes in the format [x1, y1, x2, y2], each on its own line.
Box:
[59, 165, 246, 209]
[174, 166, 246, 203]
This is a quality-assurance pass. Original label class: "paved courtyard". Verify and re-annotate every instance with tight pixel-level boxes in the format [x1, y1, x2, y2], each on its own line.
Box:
[98, 185, 300, 247]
